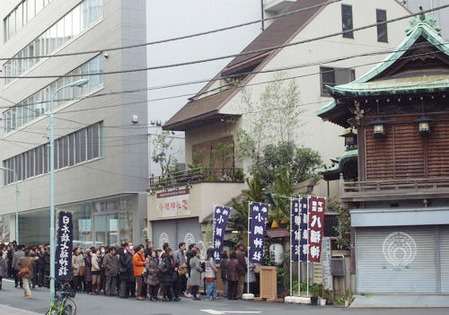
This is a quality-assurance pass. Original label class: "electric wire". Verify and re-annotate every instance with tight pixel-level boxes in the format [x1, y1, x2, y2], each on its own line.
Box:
[1, 4, 448, 80]
[0, 0, 343, 62]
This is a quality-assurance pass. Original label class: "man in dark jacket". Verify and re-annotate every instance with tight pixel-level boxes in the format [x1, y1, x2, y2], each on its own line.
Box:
[235, 243, 247, 299]
[12, 245, 25, 288]
[103, 247, 119, 296]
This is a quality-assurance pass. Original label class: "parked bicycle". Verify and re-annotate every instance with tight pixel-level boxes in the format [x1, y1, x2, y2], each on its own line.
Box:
[45, 282, 77, 315]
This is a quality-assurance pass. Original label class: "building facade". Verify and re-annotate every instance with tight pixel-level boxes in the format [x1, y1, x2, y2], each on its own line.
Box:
[158, 0, 411, 250]
[0, 0, 148, 246]
[318, 15, 449, 294]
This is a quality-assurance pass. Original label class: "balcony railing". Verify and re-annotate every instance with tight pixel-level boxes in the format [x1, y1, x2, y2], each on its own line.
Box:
[340, 176, 449, 202]
[149, 167, 244, 191]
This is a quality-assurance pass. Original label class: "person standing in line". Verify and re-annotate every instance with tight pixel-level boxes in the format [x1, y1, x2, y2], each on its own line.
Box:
[132, 245, 146, 300]
[220, 250, 229, 298]
[125, 242, 136, 297]
[159, 247, 176, 301]
[36, 246, 46, 287]
[184, 243, 196, 298]
[173, 242, 187, 300]
[91, 248, 102, 295]
[226, 251, 241, 300]
[235, 243, 247, 299]
[188, 248, 202, 300]
[0, 247, 6, 290]
[12, 244, 25, 288]
[98, 244, 107, 294]
[204, 248, 218, 300]
[18, 250, 36, 299]
[144, 249, 160, 301]
[7, 244, 14, 278]
[71, 247, 85, 292]
[118, 247, 133, 298]
[84, 248, 93, 294]
[103, 247, 119, 296]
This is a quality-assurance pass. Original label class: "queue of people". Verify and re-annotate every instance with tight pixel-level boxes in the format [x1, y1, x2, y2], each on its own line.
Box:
[0, 240, 256, 301]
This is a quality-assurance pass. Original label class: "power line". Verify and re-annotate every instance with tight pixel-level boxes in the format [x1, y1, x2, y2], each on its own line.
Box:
[0, 38, 442, 114]
[1, 4, 448, 80]
[0, 0, 342, 62]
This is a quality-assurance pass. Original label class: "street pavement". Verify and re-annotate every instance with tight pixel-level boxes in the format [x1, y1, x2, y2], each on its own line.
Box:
[1, 279, 449, 315]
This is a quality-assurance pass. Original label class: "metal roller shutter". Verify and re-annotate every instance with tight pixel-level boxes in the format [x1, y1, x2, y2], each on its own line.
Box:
[439, 226, 449, 293]
[152, 220, 176, 250]
[176, 218, 202, 248]
[152, 218, 202, 250]
[356, 226, 436, 293]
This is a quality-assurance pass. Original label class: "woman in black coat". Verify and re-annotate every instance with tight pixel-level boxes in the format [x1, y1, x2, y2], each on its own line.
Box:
[118, 247, 132, 298]
[159, 247, 177, 301]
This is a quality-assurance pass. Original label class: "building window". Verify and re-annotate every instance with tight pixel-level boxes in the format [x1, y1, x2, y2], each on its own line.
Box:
[2, 56, 104, 133]
[4, 0, 56, 41]
[320, 67, 355, 96]
[376, 9, 388, 42]
[2, 122, 103, 185]
[342, 4, 353, 38]
[4, 0, 103, 83]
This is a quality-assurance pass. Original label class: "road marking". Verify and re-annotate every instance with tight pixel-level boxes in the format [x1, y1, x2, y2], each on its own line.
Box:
[200, 310, 262, 315]
[200, 310, 225, 315]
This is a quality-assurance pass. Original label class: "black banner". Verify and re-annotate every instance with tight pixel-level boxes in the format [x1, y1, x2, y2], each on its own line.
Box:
[55, 211, 73, 281]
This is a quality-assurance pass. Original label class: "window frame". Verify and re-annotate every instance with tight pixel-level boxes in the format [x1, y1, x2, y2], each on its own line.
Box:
[341, 4, 354, 39]
[376, 9, 388, 43]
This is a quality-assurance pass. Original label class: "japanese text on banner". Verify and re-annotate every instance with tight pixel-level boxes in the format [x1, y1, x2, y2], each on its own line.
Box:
[291, 199, 300, 262]
[213, 206, 231, 262]
[308, 197, 325, 262]
[299, 197, 309, 262]
[249, 203, 269, 264]
[55, 211, 73, 281]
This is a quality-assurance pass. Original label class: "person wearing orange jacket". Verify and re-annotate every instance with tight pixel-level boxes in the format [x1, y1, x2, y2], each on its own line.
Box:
[132, 245, 146, 300]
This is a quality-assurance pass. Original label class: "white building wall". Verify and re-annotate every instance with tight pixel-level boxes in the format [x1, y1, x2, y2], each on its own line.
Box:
[219, 0, 410, 197]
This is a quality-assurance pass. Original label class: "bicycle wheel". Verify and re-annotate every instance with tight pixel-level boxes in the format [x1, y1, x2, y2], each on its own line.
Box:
[45, 309, 58, 315]
[62, 298, 77, 315]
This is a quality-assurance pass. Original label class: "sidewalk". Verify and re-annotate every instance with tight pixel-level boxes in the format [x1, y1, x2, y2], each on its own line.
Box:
[351, 295, 449, 308]
[0, 304, 40, 315]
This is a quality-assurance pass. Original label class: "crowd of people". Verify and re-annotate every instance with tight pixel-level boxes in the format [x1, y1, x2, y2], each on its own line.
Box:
[0, 241, 258, 301]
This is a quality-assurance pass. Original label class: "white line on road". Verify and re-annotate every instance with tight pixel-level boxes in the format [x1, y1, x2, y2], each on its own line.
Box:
[200, 310, 262, 315]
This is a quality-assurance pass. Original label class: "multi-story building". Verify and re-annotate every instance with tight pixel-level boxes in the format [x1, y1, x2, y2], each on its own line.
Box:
[318, 14, 449, 294]
[0, 0, 148, 246]
[155, 0, 412, 250]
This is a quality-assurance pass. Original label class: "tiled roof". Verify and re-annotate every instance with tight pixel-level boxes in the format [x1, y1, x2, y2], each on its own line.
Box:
[223, 0, 329, 74]
[164, 88, 237, 130]
[165, 0, 330, 131]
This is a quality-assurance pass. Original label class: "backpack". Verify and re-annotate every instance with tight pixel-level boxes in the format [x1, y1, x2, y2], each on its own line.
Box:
[157, 261, 167, 274]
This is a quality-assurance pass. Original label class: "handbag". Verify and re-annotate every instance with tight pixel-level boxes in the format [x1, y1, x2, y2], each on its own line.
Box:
[79, 266, 86, 276]
[18, 259, 32, 278]
[177, 264, 188, 276]
[141, 267, 147, 277]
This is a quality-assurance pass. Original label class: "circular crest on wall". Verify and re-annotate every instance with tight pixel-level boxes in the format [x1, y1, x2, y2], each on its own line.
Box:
[184, 233, 195, 247]
[382, 231, 417, 267]
[159, 232, 170, 249]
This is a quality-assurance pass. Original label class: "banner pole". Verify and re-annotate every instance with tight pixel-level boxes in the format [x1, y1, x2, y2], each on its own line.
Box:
[306, 196, 310, 298]
[247, 201, 251, 295]
[289, 198, 293, 297]
[298, 198, 301, 297]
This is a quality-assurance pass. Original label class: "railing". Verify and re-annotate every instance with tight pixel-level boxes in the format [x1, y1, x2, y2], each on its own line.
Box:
[149, 167, 244, 191]
[340, 176, 449, 202]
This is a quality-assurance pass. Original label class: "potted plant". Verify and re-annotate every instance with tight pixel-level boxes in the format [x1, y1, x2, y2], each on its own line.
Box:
[309, 283, 323, 305]
[320, 288, 332, 305]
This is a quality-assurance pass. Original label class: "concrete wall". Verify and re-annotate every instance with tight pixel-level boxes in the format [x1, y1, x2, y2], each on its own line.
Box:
[0, 1, 148, 241]
[147, 182, 245, 223]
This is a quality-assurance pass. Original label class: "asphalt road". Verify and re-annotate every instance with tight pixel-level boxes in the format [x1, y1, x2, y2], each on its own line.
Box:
[0, 279, 448, 315]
